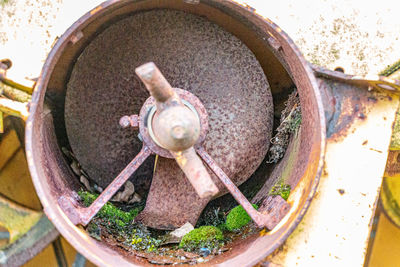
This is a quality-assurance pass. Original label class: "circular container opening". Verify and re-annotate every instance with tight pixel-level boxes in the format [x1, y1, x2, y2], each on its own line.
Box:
[26, 1, 325, 266]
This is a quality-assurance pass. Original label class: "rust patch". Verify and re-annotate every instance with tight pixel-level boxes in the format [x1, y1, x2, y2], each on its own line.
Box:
[384, 150, 400, 177]
[317, 76, 371, 141]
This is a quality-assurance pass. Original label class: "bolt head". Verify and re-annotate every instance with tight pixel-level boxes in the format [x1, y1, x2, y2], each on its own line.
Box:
[119, 116, 131, 128]
[152, 105, 200, 151]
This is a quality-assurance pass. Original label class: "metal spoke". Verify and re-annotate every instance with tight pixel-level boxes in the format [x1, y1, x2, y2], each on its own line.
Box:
[196, 146, 285, 230]
[79, 146, 152, 226]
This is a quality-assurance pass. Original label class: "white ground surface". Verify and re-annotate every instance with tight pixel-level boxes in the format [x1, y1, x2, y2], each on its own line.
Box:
[1, 0, 400, 79]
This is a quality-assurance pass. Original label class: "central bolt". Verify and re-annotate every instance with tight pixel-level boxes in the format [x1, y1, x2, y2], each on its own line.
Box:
[151, 105, 200, 152]
[171, 125, 186, 140]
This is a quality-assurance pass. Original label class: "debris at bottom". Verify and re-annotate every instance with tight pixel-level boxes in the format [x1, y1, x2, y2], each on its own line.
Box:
[268, 90, 301, 163]
[77, 190, 262, 265]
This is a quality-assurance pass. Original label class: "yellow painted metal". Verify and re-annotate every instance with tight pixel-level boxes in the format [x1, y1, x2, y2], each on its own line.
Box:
[22, 237, 97, 267]
[0, 111, 3, 133]
[0, 128, 41, 210]
[0, 66, 35, 95]
[0, 196, 42, 244]
[268, 92, 399, 266]
[381, 176, 400, 227]
[0, 129, 20, 170]
[0, 125, 43, 245]
[0, 97, 29, 121]
[379, 67, 400, 229]
[367, 212, 400, 267]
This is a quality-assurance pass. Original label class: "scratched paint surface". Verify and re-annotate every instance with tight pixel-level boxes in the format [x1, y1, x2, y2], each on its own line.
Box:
[268, 93, 399, 266]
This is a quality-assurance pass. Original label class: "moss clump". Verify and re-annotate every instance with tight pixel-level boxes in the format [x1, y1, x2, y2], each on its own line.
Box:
[270, 184, 291, 201]
[225, 204, 258, 231]
[268, 90, 301, 163]
[78, 190, 140, 230]
[79, 190, 161, 252]
[129, 226, 161, 252]
[179, 226, 224, 251]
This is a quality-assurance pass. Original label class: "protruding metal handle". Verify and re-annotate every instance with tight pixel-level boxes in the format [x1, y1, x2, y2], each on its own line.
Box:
[0, 59, 34, 133]
[312, 64, 400, 95]
[135, 62, 179, 111]
[0, 97, 29, 121]
[135, 62, 219, 198]
[0, 59, 35, 94]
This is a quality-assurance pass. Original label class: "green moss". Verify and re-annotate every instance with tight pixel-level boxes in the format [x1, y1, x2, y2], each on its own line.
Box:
[87, 222, 101, 241]
[179, 226, 224, 251]
[129, 226, 161, 251]
[270, 183, 291, 200]
[225, 204, 258, 231]
[78, 190, 140, 230]
[79, 190, 160, 251]
[380, 58, 400, 77]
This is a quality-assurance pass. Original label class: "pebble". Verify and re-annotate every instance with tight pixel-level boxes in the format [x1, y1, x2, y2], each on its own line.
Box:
[70, 161, 81, 176]
[62, 147, 75, 161]
[93, 184, 103, 193]
[197, 257, 204, 263]
[199, 248, 211, 257]
[111, 192, 122, 202]
[161, 222, 194, 245]
[80, 175, 91, 191]
[111, 181, 136, 202]
[80, 168, 89, 178]
[119, 181, 135, 202]
[128, 193, 142, 203]
[64, 147, 137, 203]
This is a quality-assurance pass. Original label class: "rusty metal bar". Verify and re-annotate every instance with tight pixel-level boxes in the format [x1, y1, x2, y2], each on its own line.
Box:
[0, 97, 29, 121]
[172, 147, 219, 198]
[0, 60, 35, 95]
[312, 64, 400, 95]
[197, 146, 283, 230]
[135, 62, 177, 109]
[79, 146, 152, 226]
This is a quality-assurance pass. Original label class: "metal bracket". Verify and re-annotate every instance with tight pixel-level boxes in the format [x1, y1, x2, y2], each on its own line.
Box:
[312, 64, 400, 95]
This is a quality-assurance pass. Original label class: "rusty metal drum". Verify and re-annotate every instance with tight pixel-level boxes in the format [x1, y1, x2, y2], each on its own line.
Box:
[25, 1, 326, 266]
